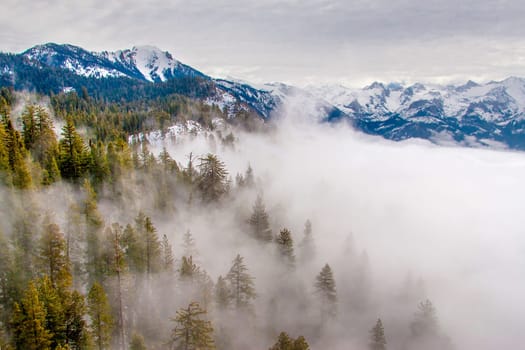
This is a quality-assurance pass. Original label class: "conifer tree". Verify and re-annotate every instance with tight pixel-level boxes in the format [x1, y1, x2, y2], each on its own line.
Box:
[161, 234, 175, 272]
[10, 281, 52, 350]
[314, 264, 337, 319]
[36, 275, 66, 348]
[269, 332, 310, 350]
[214, 276, 230, 310]
[59, 117, 89, 181]
[369, 318, 387, 350]
[410, 299, 438, 338]
[225, 254, 256, 310]
[196, 153, 228, 202]
[179, 256, 200, 283]
[276, 228, 295, 268]
[82, 180, 105, 285]
[3, 116, 32, 189]
[168, 302, 215, 350]
[38, 219, 70, 288]
[249, 195, 272, 242]
[0, 118, 12, 186]
[181, 230, 198, 260]
[87, 282, 114, 350]
[0, 230, 14, 326]
[298, 219, 314, 262]
[144, 217, 161, 277]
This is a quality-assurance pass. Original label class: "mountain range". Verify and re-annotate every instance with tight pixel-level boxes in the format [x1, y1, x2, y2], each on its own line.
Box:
[2, 43, 525, 150]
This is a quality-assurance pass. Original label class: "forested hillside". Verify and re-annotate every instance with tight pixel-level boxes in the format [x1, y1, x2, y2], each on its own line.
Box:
[0, 87, 455, 350]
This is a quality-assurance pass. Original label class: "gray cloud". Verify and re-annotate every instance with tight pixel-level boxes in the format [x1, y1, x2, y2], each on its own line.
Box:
[1, 0, 525, 86]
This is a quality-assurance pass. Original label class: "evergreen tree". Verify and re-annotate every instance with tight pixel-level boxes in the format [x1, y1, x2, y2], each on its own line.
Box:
[276, 228, 295, 268]
[196, 153, 228, 202]
[3, 116, 32, 189]
[369, 318, 387, 350]
[181, 230, 198, 260]
[314, 264, 337, 319]
[10, 281, 52, 350]
[36, 275, 66, 348]
[168, 302, 215, 350]
[410, 299, 438, 338]
[248, 195, 272, 242]
[269, 332, 310, 350]
[82, 180, 105, 285]
[58, 117, 89, 181]
[179, 256, 200, 283]
[87, 282, 114, 350]
[298, 219, 314, 262]
[161, 234, 175, 272]
[225, 254, 256, 310]
[38, 218, 70, 288]
[144, 216, 161, 277]
[0, 120, 12, 185]
[214, 276, 230, 310]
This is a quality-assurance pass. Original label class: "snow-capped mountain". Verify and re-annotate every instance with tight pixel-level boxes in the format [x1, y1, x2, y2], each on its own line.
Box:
[20, 43, 205, 82]
[307, 78, 525, 149]
[3, 43, 525, 150]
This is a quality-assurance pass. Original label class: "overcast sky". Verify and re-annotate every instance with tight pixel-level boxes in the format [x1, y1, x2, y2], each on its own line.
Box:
[2, 0, 525, 87]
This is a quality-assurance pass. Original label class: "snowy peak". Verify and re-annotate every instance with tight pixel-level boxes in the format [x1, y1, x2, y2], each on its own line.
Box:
[20, 43, 204, 82]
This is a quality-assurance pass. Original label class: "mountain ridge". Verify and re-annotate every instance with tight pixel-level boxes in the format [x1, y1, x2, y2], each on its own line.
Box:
[2, 43, 525, 150]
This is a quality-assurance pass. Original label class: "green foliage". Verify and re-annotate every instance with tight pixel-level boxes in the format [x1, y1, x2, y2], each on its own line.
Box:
[10, 281, 52, 350]
[249, 195, 272, 242]
[275, 228, 295, 268]
[169, 302, 215, 350]
[58, 117, 90, 181]
[161, 234, 175, 272]
[38, 218, 71, 288]
[369, 318, 387, 350]
[196, 153, 228, 202]
[225, 254, 256, 310]
[269, 332, 310, 350]
[315, 264, 337, 319]
[87, 282, 113, 350]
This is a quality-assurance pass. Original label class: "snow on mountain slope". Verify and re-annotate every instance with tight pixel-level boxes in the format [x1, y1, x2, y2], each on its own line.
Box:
[21, 43, 205, 82]
[307, 77, 525, 123]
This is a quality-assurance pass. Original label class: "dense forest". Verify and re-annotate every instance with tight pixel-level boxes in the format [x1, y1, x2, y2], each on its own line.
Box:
[0, 86, 456, 350]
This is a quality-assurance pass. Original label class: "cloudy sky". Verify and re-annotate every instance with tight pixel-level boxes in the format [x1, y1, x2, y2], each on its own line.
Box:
[2, 0, 525, 87]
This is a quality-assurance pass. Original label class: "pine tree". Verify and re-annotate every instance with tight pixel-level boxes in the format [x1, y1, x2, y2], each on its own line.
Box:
[10, 281, 52, 350]
[38, 218, 71, 288]
[82, 180, 105, 285]
[36, 275, 66, 348]
[214, 276, 230, 310]
[161, 234, 175, 272]
[87, 282, 113, 350]
[276, 228, 295, 268]
[298, 219, 315, 262]
[104, 223, 126, 350]
[58, 117, 89, 181]
[410, 299, 438, 338]
[181, 230, 198, 260]
[144, 216, 161, 277]
[269, 332, 310, 350]
[369, 318, 387, 350]
[225, 254, 256, 310]
[0, 120, 12, 186]
[248, 195, 272, 242]
[196, 153, 228, 202]
[179, 256, 200, 283]
[168, 302, 215, 350]
[314, 264, 337, 318]
[3, 116, 32, 189]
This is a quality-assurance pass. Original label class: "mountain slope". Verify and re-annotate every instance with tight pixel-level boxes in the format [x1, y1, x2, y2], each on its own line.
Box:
[307, 78, 525, 149]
